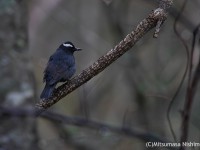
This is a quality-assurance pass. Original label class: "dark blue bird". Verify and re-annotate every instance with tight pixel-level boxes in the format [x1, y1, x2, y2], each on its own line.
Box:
[40, 41, 81, 99]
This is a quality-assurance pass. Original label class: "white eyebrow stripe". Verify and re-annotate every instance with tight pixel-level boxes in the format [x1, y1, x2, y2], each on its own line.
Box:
[63, 43, 73, 47]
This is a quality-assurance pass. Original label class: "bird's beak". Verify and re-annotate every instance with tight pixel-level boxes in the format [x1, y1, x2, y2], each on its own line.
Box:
[76, 48, 82, 51]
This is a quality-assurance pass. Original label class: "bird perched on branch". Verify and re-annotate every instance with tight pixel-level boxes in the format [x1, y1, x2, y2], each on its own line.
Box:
[40, 41, 82, 99]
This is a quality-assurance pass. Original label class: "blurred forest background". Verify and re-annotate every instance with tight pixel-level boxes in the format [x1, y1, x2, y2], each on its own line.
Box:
[0, 0, 200, 150]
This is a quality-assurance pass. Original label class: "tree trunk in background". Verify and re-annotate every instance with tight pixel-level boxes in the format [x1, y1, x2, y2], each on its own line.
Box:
[0, 0, 39, 150]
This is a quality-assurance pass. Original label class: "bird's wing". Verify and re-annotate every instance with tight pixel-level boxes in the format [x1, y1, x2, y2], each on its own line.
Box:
[43, 56, 70, 85]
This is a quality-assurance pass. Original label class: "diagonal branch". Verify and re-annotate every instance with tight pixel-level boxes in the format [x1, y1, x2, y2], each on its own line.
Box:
[36, 0, 173, 112]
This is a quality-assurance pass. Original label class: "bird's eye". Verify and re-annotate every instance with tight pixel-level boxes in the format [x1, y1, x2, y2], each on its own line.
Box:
[63, 43, 73, 48]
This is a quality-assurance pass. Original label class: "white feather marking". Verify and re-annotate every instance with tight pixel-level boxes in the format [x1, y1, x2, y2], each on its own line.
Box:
[63, 43, 73, 47]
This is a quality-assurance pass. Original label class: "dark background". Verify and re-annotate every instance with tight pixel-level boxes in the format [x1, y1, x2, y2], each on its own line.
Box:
[0, 0, 200, 149]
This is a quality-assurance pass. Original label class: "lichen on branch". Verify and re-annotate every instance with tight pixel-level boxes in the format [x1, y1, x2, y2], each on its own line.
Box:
[35, 0, 173, 113]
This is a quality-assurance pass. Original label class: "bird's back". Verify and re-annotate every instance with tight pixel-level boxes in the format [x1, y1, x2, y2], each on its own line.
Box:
[44, 49, 75, 85]
[40, 41, 81, 99]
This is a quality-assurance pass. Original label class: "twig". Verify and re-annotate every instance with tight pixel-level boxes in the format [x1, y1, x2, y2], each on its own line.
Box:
[145, 0, 195, 32]
[179, 24, 200, 150]
[35, 0, 172, 113]
[167, 0, 189, 143]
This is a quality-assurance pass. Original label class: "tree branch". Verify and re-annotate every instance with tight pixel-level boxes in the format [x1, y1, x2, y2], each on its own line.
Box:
[0, 106, 175, 147]
[35, 0, 173, 113]
[179, 24, 200, 149]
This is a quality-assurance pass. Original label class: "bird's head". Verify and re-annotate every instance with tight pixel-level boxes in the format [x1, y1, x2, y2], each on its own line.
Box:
[59, 41, 82, 53]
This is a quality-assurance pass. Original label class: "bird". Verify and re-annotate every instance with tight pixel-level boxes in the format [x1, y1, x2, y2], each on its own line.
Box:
[40, 41, 82, 99]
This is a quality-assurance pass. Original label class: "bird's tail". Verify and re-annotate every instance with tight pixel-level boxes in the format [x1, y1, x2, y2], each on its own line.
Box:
[40, 84, 55, 99]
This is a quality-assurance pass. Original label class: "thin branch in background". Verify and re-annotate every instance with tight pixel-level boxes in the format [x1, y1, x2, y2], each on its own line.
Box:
[146, 94, 171, 101]
[101, 0, 125, 40]
[180, 24, 200, 150]
[167, 0, 189, 143]
[51, 121, 93, 150]
[79, 86, 90, 119]
[122, 109, 130, 128]
[35, 0, 173, 114]
[0, 106, 176, 148]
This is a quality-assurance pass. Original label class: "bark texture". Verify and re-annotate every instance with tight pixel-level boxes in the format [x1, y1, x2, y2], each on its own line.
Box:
[36, 1, 171, 112]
